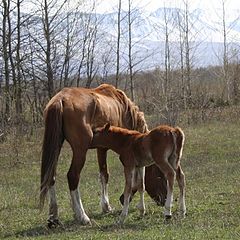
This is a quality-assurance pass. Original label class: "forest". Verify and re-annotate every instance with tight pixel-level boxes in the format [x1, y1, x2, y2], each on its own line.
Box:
[0, 0, 240, 136]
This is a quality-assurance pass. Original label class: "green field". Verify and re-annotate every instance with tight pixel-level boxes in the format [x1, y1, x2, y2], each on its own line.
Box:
[0, 121, 240, 239]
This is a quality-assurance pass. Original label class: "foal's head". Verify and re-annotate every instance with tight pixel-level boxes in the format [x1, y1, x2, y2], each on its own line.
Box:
[91, 123, 111, 147]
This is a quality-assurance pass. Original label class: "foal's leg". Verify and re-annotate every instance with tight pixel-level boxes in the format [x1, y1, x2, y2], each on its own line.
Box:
[136, 167, 146, 216]
[67, 132, 92, 225]
[118, 167, 134, 224]
[156, 160, 175, 218]
[176, 165, 186, 217]
[97, 148, 112, 213]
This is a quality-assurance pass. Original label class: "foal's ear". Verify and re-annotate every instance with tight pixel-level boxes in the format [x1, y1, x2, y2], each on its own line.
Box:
[104, 123, 111, 131]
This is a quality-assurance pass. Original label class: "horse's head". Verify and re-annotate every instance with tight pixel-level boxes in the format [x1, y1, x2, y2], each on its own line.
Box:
[145, 165, 167, 206]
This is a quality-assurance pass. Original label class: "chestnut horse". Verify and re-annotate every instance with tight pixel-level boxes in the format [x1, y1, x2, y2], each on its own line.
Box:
[40, 84, 167, 226]
[91, 123, 186, 224]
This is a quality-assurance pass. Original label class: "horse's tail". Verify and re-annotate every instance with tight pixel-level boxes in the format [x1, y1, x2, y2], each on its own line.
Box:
[40, 99, 64, 210]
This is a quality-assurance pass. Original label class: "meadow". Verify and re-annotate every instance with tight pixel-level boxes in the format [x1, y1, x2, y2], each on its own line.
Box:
[0, 120, 240, 239]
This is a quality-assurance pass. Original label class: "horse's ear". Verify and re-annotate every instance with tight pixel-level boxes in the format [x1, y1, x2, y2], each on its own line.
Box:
[104, 123, 111, 131]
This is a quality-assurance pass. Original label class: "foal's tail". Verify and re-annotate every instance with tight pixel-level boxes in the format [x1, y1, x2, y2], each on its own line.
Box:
[40, 99, 64, 210]
[174, 127, 185, 163]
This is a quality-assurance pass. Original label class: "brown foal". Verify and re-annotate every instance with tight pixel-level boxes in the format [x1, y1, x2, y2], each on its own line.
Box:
[91, 123, 186, 224]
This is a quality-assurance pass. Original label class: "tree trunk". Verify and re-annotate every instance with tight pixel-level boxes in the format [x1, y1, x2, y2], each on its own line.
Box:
[115, 0, 121, 88]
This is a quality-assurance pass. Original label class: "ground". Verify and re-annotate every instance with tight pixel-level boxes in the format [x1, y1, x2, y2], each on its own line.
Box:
[0, 121, 240, 239]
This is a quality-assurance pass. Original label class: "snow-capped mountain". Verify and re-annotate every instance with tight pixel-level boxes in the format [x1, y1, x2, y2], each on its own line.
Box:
[95, 7, 240, 68]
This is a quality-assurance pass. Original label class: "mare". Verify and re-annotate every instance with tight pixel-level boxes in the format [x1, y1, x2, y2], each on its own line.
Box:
[91, 123, 186, 224]
[40, 84, 167, 226]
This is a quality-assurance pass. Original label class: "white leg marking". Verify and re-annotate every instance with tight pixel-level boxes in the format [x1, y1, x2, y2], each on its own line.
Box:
[179, 185, 186, 217]
[49, 185, 58, 219]
[179, 194, 186, 216]
[100, 174, 112, 213]
[177, 168, 186, 217]
[164, 182, 173, 217]
[70, 189, 91, 225]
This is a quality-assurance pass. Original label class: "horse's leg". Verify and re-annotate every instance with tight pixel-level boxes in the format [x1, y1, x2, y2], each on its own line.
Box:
[176, 165, 186, 217]
[67, 134, 92, 225]
[97, 148, 112, 213]
[118, 166, 134, 224]
[48, 182, 61, 228]
[49, 184, 57, 219]
[136, 167, 146, 216]
[48, 141, 63, 228]
[155, 160, 175, 219]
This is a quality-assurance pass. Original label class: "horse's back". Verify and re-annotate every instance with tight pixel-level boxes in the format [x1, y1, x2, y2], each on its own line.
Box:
[44, 85, 130, 132]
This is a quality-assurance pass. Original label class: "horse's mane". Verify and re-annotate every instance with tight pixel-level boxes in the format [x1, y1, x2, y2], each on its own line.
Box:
[95, 84, 149, 133]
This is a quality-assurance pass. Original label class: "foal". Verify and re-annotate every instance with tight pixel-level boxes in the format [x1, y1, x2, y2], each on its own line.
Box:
[91, 123, 186, 223]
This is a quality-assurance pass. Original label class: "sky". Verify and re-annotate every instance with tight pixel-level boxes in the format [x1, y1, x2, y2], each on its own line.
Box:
[22, 0, 240, 25]
[94, 0, 240, 13]
[23, 0, 240, 16]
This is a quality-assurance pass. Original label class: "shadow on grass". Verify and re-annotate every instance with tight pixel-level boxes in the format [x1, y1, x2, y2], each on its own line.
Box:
[3, 211, 150, 238]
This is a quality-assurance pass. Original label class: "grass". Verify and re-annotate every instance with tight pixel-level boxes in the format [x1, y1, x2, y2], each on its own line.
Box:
[0, 121, 240, 239]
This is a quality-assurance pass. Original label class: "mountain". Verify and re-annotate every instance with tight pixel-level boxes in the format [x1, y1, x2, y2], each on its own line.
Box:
[95, 7, 240, 69]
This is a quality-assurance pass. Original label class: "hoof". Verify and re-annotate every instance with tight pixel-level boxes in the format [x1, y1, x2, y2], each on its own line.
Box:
[75, 216, 92, 226]
[180, 211, 187, 218]
[139, 210, 146, 217]
[102, 204, 113, 213]
[47, 218, 62, 229]
[136, 204, 145, 217]
[165, 215, 172, 220]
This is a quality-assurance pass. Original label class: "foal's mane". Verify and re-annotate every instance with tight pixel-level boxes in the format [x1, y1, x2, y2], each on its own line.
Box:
[95, 84, 148, 133]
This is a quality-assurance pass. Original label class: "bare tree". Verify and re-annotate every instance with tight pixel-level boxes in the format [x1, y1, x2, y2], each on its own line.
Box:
[183, 0, 192, 106]
[163, 7, 171, 97]
[15, 0, 23, 117]
[28, 0, 67, 99]
[127, 0, 134, 101]
[43, 0, 54, 98]
[59, 10, 72, 88]
[76, 12, 90, 87]
[222, 0, 230, 102]
[115, 0, 121, 88]
[76, 2, 99, 88]
[1, 0, 10, 120]
[59, 2, 83, 88]
[176, 9, 186, 109]
[85, 23, 98, 88]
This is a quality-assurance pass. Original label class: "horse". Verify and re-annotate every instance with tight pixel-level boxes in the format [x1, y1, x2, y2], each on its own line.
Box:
[91, 123, 186, 224]
[40, 84, 167, 227]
